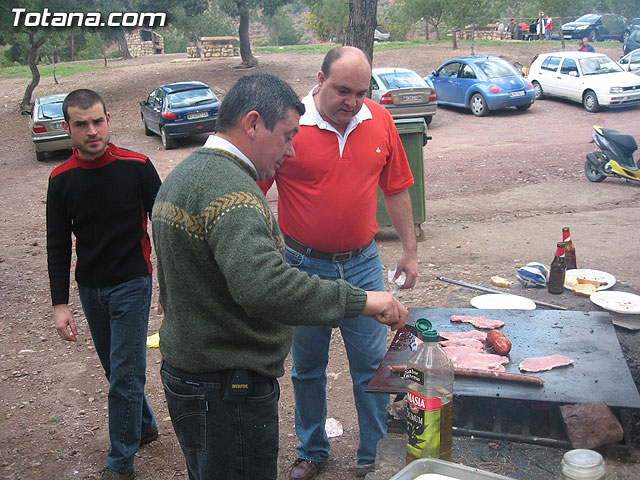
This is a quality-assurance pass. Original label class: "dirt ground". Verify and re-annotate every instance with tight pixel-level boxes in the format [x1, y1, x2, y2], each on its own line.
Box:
[1, 41, 639, 480]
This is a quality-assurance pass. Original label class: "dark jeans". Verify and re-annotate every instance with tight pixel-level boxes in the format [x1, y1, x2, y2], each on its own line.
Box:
[161, 361, 280, 480]
[78, 274, 156, 473]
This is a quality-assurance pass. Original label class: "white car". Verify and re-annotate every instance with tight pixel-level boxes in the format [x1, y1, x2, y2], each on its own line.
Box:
[619, 48, 640, 76]
[527, 51, 640, 112]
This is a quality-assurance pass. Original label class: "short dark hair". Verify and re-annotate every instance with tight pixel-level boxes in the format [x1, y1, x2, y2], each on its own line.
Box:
[216, 73, 304, 133]
[320, 46, 372, 79]
[63, 89, 107, 122]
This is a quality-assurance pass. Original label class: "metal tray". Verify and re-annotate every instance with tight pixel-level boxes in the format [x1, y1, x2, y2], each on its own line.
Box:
[390, 458, 514, 479]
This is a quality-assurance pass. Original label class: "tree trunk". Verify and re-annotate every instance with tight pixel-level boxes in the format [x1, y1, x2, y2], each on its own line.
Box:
[48, 55, 59, 85]
[424, 21, 429, 41]
[119, 30, 132, 60]
[452, 29, 458, 50]
[471, 28, 475, 55]
[344, 0, 378, 64]
[237, 0, 258, 68]
[20, 31, 46, 111]
[71, 29, 75, 61]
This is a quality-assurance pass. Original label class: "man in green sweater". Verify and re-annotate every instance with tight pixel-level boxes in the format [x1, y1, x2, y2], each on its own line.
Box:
[152, 73, 407, 480]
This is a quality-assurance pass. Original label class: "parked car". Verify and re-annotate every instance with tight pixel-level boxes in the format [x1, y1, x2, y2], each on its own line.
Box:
[371, 67, 436, 125]
[425, 56, 535, 117]
[619, 49, 640, 76]
[140, 81, 221, 150]
[374, 29, 390, 42]
[21, 93, 72, 161]
[528, 51, 640, 112]
[561, 13, 630, 42]
[624, 26, 640, 55]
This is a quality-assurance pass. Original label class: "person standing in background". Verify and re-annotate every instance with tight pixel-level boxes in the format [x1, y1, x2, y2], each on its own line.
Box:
[47, 89, 161, 480]
[259, 46, 418, 479]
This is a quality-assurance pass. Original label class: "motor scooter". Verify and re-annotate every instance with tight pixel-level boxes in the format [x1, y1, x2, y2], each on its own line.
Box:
[585, 125, 640, 183]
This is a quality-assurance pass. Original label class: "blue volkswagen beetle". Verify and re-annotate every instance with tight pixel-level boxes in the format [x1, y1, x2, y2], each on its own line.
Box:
[140, 81, 221, 149]
[425, 56, 535, 116]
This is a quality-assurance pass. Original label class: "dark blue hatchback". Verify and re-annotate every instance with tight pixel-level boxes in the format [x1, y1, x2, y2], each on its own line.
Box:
[140, 81, 221, 149]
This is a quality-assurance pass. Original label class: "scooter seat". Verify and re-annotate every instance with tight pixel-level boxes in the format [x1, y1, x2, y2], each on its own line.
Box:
[601, 127, 638, 157]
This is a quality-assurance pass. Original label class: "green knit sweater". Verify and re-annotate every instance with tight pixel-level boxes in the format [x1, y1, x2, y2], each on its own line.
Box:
[152, 147, 367, 378]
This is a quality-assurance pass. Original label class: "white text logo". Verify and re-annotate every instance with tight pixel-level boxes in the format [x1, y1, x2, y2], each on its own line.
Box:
[12, 8, 166, 28]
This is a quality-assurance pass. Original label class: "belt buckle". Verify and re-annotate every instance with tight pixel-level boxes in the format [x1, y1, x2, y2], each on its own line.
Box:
[331, 251, 353, 262]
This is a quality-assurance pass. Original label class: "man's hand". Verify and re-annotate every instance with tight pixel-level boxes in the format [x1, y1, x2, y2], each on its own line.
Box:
[53, 304, 78, 342]
[362, 291, 408, 330]
[394, 251, 418, 290]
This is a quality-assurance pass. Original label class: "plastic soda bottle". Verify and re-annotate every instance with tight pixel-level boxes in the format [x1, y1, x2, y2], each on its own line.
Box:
[404, 318, 454, 464]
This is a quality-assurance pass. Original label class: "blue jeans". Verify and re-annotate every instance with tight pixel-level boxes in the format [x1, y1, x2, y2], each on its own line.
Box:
[286, 241, 389, 465]
[160, 361, 280, 480]
[78, 274, 156, 473]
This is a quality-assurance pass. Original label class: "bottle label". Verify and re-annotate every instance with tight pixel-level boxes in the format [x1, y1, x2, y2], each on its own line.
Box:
[406, 389, 441, 458]
[402, 367, 424, 385]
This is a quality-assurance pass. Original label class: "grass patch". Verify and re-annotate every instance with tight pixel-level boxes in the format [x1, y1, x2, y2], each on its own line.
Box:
[0, 59, 109, 80]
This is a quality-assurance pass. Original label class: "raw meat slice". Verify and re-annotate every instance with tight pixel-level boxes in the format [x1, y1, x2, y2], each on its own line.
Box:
[453, 360, 506, 372]
[439, 330, 488, 343]
[439, 338, 485, 349]
[450, 315, 505, 329]
[455, 352, 509, 365]
[442, 345, 484, 360]
[519, 355, 574, 373]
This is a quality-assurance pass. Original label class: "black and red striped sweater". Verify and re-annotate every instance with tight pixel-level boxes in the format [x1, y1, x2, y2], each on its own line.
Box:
[46, 143, 162, 306]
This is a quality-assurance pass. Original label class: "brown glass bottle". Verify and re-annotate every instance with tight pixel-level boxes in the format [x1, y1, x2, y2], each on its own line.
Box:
[548, 242, 566, 294]
[562, 227, 577, 270]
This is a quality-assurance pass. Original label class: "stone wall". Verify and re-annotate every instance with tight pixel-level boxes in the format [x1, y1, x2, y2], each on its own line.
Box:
[187, 44, 240, 59]
[125, 29, 164, 57]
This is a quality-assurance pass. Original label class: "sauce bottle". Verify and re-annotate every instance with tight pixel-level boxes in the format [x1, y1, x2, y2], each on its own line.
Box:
[404, 318, 454, 464]
[547, 242, 566, 294]
[563, 227, 577, 270]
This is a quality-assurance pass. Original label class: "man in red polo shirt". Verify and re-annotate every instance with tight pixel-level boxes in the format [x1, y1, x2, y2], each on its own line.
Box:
[260, 46, 418, 479]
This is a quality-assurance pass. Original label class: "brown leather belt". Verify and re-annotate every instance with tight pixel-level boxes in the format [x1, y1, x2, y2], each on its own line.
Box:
[283, 234, 374, 263]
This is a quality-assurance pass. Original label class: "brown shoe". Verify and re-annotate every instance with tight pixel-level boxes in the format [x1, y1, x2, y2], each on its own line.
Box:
[289, 458, 324, 480]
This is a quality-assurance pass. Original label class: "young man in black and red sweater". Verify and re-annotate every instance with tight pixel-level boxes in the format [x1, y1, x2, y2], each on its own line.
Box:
[46, 89, 162, 480]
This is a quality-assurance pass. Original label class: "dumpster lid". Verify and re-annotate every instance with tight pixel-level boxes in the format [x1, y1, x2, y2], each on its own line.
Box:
[394, 117, 426, 134]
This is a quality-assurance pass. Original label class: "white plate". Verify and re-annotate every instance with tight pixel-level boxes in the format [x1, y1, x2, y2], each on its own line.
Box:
[564, 269, 616, 291]
[590, 291, 640, 315]
[470, 294, 536, 310]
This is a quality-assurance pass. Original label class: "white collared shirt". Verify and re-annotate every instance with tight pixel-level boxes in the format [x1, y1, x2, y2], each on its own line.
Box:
[300, 87, 372, 157]
[203, 135, 258, 175]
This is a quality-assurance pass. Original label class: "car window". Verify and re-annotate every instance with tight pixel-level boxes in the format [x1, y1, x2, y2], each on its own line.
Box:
[474, 60, 514, 78]
[167, 88, 217, 108]
[154, 90, 164, 108]
[459, 65, 476, 79]
[38, 102, 64, 120]
[541, 56, 561, 72]
[376, 71, 425, 89]
[579, 56, 623, 75]
[632, 51, 640, 65]
[439, 62, 461, 78]
[560, 58, 579, 76]
[147, 90, 157, 104]
[371, 77, 380, 90]
[575, 14, 599, 24]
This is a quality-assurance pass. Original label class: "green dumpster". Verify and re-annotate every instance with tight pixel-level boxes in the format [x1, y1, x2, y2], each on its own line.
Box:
[376, 118, 427, 239]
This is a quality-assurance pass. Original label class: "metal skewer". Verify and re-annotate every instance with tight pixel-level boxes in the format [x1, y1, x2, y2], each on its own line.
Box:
[435, 276, 567, 310]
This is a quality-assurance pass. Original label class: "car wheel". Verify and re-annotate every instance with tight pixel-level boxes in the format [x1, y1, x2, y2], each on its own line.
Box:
[36, 151, 46, 162]
[532, 81, 544, 100]
[516, 103, 532, 111]
[469, 93, 489, 117]
[143, 118, 153, 136]
[424, 115, 433, 126]
[582, 90, 600, 113]
[588, 30, 597, 42]
[160, 127, 174, 150]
